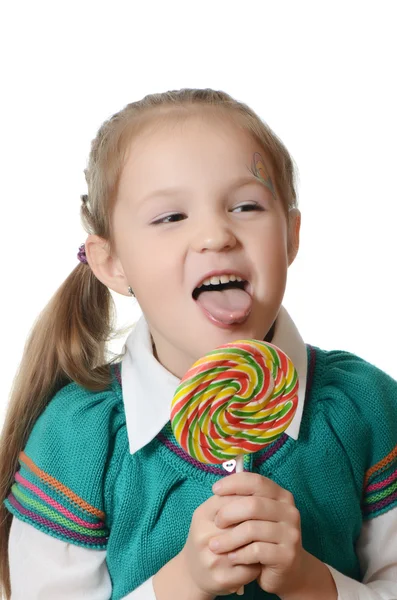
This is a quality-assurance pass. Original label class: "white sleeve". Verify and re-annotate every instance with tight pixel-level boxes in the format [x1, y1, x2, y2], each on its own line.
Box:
[9, 518, 157, 600]
[326, 507, 397, 599]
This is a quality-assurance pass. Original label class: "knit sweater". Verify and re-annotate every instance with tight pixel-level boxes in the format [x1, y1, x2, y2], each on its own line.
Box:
[4, 345, 397, 600]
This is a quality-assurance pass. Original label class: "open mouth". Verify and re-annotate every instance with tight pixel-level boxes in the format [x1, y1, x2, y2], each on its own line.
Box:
[192, 276, 248, 300]
[192, 274, 252, 327]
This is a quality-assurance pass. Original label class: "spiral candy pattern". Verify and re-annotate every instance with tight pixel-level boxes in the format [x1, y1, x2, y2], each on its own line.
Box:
[171, 340, 299, 464]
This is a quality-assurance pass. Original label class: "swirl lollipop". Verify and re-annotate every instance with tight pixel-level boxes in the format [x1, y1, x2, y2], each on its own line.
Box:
[171, 340, 298, 596]
[171, 339, 299, 467]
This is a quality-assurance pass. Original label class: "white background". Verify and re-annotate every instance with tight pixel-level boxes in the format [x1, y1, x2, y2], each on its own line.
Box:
[1, 0, 396, 435]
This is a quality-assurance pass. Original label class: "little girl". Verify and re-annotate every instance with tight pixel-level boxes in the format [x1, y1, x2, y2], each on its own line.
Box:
[1, 88, 396, 600]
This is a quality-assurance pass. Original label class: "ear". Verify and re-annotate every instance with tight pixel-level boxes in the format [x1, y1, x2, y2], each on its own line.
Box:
[84, 234, 130, 296]
[287, 208, 301, 266]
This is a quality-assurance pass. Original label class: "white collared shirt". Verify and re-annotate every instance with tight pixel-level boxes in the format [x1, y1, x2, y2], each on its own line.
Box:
[8, 308, 397, 599]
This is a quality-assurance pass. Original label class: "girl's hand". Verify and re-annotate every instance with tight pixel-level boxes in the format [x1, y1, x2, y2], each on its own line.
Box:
[180, 493, 262, 597]
[209, 472, 306, 598]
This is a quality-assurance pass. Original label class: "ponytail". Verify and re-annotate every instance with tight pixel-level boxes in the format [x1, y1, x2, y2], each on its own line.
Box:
[0, 264, 119, 598]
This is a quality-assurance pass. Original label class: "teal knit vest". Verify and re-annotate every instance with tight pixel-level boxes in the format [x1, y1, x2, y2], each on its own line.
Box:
[5, 345, 397, 599]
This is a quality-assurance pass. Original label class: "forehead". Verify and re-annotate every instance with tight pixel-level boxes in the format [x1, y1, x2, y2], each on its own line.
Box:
[117, 112, 274, 198]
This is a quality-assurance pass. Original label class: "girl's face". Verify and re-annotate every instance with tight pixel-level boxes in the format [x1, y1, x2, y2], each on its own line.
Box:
[108, 114, 300, 378]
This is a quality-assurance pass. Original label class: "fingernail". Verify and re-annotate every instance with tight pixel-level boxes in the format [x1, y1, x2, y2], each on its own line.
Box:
[213, 481, 222, 493]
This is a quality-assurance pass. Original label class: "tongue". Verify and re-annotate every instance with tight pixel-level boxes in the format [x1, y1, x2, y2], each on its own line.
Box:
[196, 288, 252, 325]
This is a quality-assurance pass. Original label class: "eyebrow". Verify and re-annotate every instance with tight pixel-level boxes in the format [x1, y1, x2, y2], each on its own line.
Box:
[141, 175, 274, 204]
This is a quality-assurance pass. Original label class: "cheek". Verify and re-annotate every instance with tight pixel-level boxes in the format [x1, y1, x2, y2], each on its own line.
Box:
[254, 233, 289, 284]
[129, 254, 179, 298]
[259, 221, 289, 256]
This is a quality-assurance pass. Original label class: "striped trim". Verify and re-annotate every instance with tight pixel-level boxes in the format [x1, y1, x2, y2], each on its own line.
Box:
[6, 451, 109, 546]
[15, 472, 104, 529]
[366, 467, 397, 493]
[157, 430, 225, 475]
[364, 444, 397, 488]
[363, 443, 397, 518]
[5, 493, 107, 547]
[19, 451, 105, 520]
[253, 433, 289, 467]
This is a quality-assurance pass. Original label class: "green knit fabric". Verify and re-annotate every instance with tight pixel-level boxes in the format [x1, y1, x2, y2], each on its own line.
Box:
[4, 345, 397, 600]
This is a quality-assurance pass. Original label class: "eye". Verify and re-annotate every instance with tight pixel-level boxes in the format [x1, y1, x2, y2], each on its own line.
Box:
[152, 212, 186, 224]
[232, 202, 264, 213]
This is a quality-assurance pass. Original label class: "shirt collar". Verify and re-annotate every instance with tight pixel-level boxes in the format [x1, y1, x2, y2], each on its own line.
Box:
[122, 306, 308, 455]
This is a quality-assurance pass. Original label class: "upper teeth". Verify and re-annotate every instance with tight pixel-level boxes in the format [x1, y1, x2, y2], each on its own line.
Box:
[201, 274, 244, 286]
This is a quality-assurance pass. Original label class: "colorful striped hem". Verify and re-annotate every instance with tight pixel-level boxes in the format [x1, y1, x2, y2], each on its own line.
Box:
[5, 494, 107, 547]
[362, 444, 397, 519]
[5, 451, 109, 547]
[157, 430, 226, 475]
[253, 433, 289, 467]
[19, 451, 105, 520]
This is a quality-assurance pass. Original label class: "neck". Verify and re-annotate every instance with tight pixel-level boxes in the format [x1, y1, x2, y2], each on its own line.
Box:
[151, 319, 278, 373]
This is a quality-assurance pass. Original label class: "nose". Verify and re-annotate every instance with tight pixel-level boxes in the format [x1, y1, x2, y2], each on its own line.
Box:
[190, 213, 237, 253]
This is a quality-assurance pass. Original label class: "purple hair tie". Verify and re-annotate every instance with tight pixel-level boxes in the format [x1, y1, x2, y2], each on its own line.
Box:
[77, 244, 88, 264]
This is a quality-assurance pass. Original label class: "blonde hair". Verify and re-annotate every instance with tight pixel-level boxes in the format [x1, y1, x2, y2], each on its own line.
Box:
[0, 88, 298, 598]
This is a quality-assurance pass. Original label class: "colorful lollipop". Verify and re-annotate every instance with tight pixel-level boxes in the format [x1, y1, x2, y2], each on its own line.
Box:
[171, 339, 299, 467]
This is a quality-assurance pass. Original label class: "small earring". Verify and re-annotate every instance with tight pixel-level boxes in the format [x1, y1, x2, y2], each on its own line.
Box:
[127, 286, 134, 296]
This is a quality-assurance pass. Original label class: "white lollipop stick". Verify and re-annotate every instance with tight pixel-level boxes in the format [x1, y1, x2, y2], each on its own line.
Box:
[222, 454, 244, 596]
[236, 455, 244, 596]
[221, 455, 245, 595]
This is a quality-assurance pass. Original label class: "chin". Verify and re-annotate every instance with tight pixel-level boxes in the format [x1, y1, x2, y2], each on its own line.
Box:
[206, 325, 265, 348]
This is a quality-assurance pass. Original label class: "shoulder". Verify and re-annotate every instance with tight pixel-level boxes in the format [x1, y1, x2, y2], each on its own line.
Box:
[309, 345, 397, 519]
[5, 363, 127, 548]
[25, 362, 126, 457]
[309, 345, 397, 414]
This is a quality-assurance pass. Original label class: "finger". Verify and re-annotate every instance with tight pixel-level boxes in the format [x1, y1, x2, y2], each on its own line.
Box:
[228, 541, 287, 566]
[215, 496, 301, 529]
[209, 520, 285, 554]
[203, 496, 240, 521]
[213, 472, 294, 505]
[197, 492, 258, 526]
[218, 563, 262, 593]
